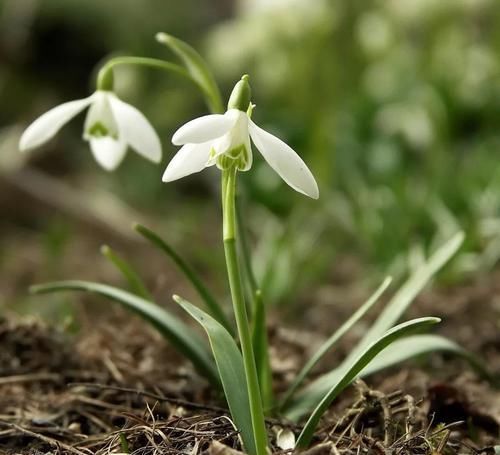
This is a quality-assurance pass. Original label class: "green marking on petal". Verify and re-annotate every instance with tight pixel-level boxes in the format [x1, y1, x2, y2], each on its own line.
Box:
[87, 122, 109, 137]
[86, 122, 118, 139]
[216, 144, 250, 171]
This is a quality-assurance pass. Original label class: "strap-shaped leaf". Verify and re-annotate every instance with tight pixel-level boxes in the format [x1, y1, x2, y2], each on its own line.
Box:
[237, 199, 273, 409]
[280, 277, 392, 409]
[285, 232, 464, 420]
[101, 245, 152, 300]
[360, 334, 490, 379]
[134, 223, 233, 335]
[296, 317, 440, 448]
[349, 232, 463, 359]
[174, 295, 257, 455]
[30, 280, 219, 386]
[156, 32, 223, 114]
[287, 333, 489, 422]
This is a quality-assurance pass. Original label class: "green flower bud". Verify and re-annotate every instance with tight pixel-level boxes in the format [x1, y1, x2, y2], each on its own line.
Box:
[227, 75, 251, 112]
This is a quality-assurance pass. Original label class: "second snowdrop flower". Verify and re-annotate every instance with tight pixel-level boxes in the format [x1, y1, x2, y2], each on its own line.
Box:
[163, 75, 319, 199]
[19, 73, 161, 171]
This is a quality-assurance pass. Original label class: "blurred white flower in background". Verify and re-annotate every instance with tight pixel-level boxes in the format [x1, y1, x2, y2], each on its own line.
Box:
[19, 91, 161, 171]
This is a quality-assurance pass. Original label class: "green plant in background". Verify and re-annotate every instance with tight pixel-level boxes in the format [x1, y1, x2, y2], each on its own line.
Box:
[22, 34, 488, 453]
[207, 0, 500, 282]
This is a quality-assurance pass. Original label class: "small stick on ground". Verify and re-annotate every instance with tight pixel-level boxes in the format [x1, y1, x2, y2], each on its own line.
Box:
[0, 372, 61, 385]
[0, 421, 91, 455]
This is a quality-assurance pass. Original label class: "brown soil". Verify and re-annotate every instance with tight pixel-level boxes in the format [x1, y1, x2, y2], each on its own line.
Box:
[1, 268, 499, 454]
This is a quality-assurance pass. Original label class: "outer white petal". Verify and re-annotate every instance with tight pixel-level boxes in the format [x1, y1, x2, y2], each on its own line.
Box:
[89, 137, 128, 171]
[19, 96, 93, 151]
[108, 94, 162, 163]
[248, 120, 319, 199]
[162, 141, 212, 182]
[172, 111, 238, 146]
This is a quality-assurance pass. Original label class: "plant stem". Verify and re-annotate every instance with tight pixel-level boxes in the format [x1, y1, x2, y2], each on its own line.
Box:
[236, 201, 273, 409]
[222, 167, 268, 455]
[97, 56, 197, 90]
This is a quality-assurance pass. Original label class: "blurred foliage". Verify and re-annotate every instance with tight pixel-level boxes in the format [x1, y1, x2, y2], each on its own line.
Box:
[208, 0, 500, 287]
[2, 0, 500, 308]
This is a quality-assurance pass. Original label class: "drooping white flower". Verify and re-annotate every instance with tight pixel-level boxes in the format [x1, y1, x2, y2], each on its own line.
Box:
[163, 76, 319, 199]
[19, 90, 161, 171]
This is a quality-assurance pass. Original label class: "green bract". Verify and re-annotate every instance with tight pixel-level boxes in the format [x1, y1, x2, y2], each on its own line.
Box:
[23, 33, 489, 455]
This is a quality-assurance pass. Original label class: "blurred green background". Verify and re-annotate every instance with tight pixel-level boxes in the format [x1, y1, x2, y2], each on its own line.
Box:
[2, 0, 500, 314]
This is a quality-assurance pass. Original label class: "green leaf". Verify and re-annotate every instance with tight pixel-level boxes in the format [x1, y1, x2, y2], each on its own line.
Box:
[174, 295, 257, 455]
[134, 223, 234, 335]
[350, 232, 463, 359]
[236, 198, 273, 409]
[156, 32, 223, 114]
[296, 317, 441, 448]
[284, 232, 464, 420]
[359, 334, 491, 380]
[101, 245, 152, 300]
[280, 277, 392, 409]
[251, 289, 273, 410]
[30, 280, 219, 387]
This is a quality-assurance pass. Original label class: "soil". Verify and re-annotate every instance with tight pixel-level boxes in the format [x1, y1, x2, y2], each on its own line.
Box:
[1, 267, 499, 454]
[1, 181, 499, 454]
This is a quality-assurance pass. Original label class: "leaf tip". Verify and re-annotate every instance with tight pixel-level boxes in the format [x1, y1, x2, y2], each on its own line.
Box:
[155, 32, 170, 44]
[28, 284, 40, 295]
[100, 244, 110, 255]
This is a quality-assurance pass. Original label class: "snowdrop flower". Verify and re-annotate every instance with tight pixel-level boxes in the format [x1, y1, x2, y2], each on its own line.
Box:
[19, 87, 161, 171]
[163, 75, 319, 199]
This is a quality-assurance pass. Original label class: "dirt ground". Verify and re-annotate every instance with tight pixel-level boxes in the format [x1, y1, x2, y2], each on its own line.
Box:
[1, 263, 500, 454]
[1, 182, 500, 454]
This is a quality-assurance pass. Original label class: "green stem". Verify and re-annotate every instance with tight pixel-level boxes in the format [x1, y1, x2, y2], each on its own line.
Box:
[97, 56, 197, 91]
[236, 201, 273, 409]
[251, 289, 273, 410]
[222, 167, 268, 455]
[236, 201, 259, 294]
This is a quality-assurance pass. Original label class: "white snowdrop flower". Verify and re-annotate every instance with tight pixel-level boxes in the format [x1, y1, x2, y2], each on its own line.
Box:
[163, 75, 319, 199]
[19, 89, 161, 171]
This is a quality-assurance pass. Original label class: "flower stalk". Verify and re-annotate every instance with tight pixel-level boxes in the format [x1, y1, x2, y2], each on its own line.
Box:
[222, 165, 268, 455]
[96, 56, 193, 91]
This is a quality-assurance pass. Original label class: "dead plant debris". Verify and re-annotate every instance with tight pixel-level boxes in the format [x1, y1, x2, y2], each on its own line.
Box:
[1, 267, 500, 454]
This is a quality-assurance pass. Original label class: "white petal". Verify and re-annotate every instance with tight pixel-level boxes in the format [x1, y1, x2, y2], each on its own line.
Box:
[172, 111, 238, 146]
[19, 97, 93, 151]
[162, 141, 212, 182]
[108, 94, 161, 163]
[249, 120, 319, 199]
[89, 137, 127, 171]
[83, 91, 118, 138]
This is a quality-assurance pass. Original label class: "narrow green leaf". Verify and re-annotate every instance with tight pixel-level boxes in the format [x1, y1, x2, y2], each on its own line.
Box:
[236, 198, 273, 409]
[350, 232, 463, 359]
[155, 32, 224, 114]
[174, 295, 257, 455]
[296, 317, 441, 448]
[100, 245, 152, 301]
[134, 223, 234, 335]
[359, 334, 491, 380]
[30, 280, 219, 386]
[280, 277, 392, 409]
[251, 289, 273, 410]
[285, 232, 464, 420]
[286, 333, 489, 422]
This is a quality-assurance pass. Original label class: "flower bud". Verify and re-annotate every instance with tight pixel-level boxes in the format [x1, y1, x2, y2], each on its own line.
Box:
[227, 75, 251, 112]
